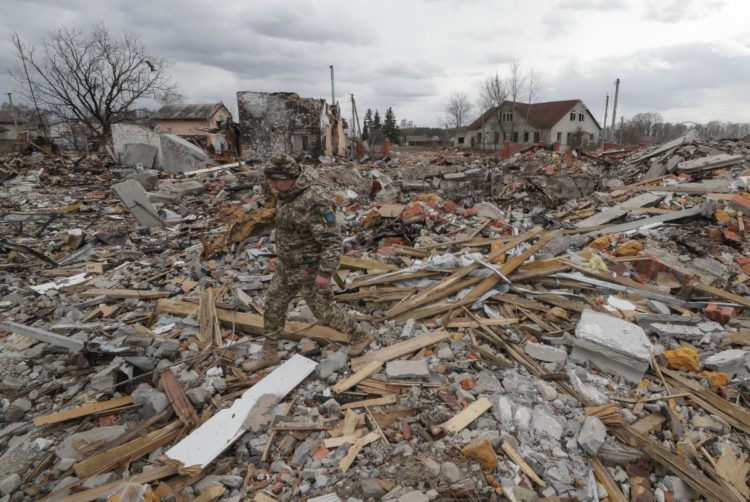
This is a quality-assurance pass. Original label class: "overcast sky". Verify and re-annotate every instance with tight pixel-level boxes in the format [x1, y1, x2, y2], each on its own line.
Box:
[1, 0, 749, 128]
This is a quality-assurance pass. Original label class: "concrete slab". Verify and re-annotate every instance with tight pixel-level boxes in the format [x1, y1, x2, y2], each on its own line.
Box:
[160, 134, 215, 173]
[385, 359, 430, 379]
[572, 309, 653, 384]
[112, 179, 164, 227]
[121, 143, 158, 169]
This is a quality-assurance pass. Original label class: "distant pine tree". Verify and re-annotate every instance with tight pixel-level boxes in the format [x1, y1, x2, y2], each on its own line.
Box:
[383, 107, 400, 144]
[362, 108, 373, 141]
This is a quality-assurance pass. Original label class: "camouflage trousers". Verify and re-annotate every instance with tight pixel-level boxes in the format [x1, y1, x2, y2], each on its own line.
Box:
[263, 264, 367, 342]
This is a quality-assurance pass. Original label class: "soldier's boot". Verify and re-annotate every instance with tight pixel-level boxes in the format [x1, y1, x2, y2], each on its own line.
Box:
[347, 327, 374, 357]
[242, 339, 280, 373]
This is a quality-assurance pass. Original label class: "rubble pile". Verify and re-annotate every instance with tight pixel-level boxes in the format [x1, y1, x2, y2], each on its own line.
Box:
[1, 133, 750, 502]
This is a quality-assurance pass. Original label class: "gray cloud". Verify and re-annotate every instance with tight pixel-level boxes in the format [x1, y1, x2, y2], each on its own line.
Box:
[645, 0, 726, 23]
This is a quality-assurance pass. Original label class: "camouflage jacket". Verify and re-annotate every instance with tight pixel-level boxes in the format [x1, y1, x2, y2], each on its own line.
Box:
[274, 168, 342, 277]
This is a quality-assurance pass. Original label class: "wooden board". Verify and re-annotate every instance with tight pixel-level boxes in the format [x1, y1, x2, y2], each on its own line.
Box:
[339, 255, 399, 272]
[79, 288, 171, 299]
[501, 439, 546, 487]
[351, 330, 450, 372]
[339, 431, 380, 472]
[160, 369, 200, 429]
[340, 394, 398, 410]
[592, 458, 626, 502]
[323, 433, 363, 448]
[55, 465, 176, 502]
[158, 299, 349, 343]
[33, 396, 133, 427]
[432, 397, 492, 435]
[332, 360, 383, 394]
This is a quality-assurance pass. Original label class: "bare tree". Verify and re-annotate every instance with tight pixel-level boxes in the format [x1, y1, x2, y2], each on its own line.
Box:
[478, 72, 508, 146]
[156, 88, 186, 106]
[524, 68, 542, 118]
[444, 91, 473, 129]
[507, 60, 527, 138]
[10, 24, 175, 138]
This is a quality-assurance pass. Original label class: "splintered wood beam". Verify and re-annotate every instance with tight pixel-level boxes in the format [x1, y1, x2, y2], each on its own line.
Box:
[332, 360, 383, 394]
[160, 369, 201, 430]
[79, 288, 171, 299]
[351, 330, 450, 372]
[339, 431, 380, 473]
[340, 394, 398, 410]
[501, 439, 546, 487]
[33, 396, 133, 427]
[339, 255, 399, 272]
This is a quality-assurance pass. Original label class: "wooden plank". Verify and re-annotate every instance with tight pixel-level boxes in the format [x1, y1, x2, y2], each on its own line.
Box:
[73, 421, 182, 477]
[33, 396, 133, 427]
[340, 394, 398, 410]
[80, 288, 171, 299]
[158, 299, 349, 343]
[193, 486, 226, 502]
[0, 321, 85, 353]
[162, 354, 317, 473]
[442, 318, 519, 328]
[691, 281, 750, 309]
[631, 413, 667, 434]
[323, 433, 363, 448]
[332, 360, 383, 394]
[501, 439, 546, 487]
[591, 458, 626, 502]
[271, 416, 338, 431]
[432, 397, 492, 435]
[720, 331, 750, 347]
[112, 179, 164, 227]
[339, 255, 398, 272]
[351, 330, 450, 372]
[339, 431, 380, 473]
[160, 369, 201, 429]
[574, 193, 663, 228]
[55, 465, 176, 502]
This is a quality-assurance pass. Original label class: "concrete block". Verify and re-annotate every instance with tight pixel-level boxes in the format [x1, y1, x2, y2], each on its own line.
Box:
[473, 201, 503, 219]
[318, 350, 348, 379]
[112, 123, 163, 169]
[158, 179, 206, 196]
[572, 309, 653, 384]
[0, 474, 21, 495]
[524, 342, 568, 363]
[386, 359, 430, 379]
[121, 143, 158, 169]
[703, 349, 749, 378]
[531, 407, 564, 440]
[577, 416, 606, 456]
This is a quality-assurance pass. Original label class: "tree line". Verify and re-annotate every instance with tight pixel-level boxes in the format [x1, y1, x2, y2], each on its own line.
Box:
[362, 107, 401, 144]
[615, 112, 750, 143]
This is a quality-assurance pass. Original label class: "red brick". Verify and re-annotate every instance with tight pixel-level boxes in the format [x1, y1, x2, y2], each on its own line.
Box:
[464, 207, 478, 217]
[442, 200, 458, 212]
[729, 193, 750, 216]
[736, 257, 750, 265]
[723, 230, 740, 243]
[704, 303, 737, 324]
[345, 202, 361, 213]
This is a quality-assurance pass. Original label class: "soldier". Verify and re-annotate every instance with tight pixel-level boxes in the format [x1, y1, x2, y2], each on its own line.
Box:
[243, 154, 375, 372]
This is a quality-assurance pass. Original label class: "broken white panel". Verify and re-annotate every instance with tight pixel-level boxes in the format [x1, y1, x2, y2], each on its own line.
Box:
[163, 354, 317, 471]
[571, 309, 653, 384]
[30, 273, 89, 294]
[605, 296, 636, 313]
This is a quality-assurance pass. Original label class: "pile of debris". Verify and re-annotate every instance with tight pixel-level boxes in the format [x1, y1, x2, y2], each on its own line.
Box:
[0, 133, 749, 502]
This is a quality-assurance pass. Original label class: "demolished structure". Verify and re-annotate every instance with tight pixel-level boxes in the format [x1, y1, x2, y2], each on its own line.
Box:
[237, 91, 346, 161]
[1, 131, 750, 501]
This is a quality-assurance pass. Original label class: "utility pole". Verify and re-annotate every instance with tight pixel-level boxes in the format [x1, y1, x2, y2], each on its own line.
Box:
[329, 65, 335, 106]
[619, 116, 624, 144]
[610, 78, 620, 132]
[601, 93, 609, 151]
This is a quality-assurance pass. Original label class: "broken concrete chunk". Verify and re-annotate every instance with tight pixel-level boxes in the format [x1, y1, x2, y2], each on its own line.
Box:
[703, 349, 749, 378]
[386, 359, 430, 379]
[318, 350, 348, 379]
[132, 383, 169, 418]
[577, 416, 606, 456]
[524, 341, 568, 363]
[531, 407, 564, 440]
[112, 179, 164, 228]
[572, 309, 653, 384]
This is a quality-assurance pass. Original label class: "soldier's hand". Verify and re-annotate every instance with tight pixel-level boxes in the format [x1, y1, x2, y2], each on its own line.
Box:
[314, 274, 330, 289]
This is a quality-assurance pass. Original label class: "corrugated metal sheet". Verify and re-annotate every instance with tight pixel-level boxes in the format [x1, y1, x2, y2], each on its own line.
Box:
[151, 103, 218, 121]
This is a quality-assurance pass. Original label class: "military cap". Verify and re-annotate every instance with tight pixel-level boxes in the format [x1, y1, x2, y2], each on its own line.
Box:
[264, 154, 301, 180]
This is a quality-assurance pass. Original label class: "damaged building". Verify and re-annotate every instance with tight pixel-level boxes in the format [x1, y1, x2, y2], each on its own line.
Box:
[237, 91, 346, 161]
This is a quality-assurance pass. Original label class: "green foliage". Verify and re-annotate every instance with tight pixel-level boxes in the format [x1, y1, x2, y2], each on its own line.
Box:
[382, 107, 400, 143]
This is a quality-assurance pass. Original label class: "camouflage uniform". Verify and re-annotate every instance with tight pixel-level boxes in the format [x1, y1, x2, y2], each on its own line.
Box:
[263, 155, 369, 343]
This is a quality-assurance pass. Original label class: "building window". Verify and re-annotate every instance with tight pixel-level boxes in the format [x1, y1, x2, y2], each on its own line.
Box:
[512, 131, 519, 142]
[566, 132, 571, 145]
[494, 131, 500, 144]
[590, 134, 594, 142]
[570, 112, 576, 121]
[578, 113, 584, 122]
[502, 112, 513, 122]
[523, 131, 529, 142]
[556, 132, 562, 142]
[458, 137, 464, 144]
[477, 132, 482, 144]
[533, 131, 540, 143]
